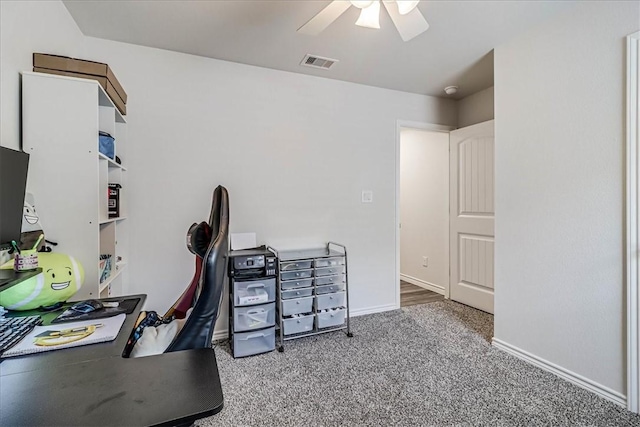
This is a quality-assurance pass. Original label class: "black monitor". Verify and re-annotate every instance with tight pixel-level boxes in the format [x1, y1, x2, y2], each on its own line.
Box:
[0, 146, 29, 251]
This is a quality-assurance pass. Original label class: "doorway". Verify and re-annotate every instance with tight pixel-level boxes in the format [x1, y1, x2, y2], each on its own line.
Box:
[395, 120, 496, 313]
[398, 124, 451, 307]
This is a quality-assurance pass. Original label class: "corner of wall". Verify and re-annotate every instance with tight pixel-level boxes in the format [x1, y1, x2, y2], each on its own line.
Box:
[456, 86, 495, 129]
[1, 0, 84, 150]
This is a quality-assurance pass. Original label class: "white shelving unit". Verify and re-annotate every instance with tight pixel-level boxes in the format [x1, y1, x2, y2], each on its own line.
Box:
[21, 71, 129, 300]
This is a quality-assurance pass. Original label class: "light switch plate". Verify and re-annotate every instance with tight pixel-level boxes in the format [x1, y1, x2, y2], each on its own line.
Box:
[362, 190, 373, 203]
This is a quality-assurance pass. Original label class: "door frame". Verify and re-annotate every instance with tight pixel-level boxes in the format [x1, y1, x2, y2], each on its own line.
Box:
[395, 120, 454, 309]
[626, 30, 640, 414]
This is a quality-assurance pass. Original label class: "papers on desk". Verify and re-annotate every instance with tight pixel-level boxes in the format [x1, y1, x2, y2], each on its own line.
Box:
[2, 313, 126, 358]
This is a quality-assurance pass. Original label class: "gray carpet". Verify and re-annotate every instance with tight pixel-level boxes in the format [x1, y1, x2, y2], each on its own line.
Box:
[197, 301, 640, 426]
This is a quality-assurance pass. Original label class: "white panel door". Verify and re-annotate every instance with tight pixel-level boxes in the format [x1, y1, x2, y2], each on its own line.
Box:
[449, 120, 495, 313]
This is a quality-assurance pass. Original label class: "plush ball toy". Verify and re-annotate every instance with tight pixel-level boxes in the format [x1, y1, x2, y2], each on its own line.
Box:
[0, 253, 84, 311]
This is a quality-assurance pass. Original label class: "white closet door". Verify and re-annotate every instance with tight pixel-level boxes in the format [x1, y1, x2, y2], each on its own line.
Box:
[449, 120, 495, 313]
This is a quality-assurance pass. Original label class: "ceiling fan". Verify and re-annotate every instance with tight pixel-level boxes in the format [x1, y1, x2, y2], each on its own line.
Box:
[298, 1, 429, 42]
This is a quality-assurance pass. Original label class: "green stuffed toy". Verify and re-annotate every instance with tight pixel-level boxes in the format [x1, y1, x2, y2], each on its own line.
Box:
[0, 253, 84, 311]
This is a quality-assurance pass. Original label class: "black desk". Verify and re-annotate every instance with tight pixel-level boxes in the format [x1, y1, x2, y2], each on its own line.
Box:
[0, 295, 224, 426]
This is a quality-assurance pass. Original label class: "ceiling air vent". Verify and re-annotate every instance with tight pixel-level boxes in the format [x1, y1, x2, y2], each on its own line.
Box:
[301, 54, 338, 70]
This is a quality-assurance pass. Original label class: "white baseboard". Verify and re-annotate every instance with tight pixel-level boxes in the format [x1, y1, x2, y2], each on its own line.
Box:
[400, 274, 445, 295]
[350, 303, 397, 317]
[492, 338, 626, 407]
[213, 329, 229, 341]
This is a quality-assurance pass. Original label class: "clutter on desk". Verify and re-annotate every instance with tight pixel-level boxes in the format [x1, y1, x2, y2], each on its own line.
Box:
[110, 297, 141, 315]
[1, 313, 126, 358]
[51, 298, 126, 323]
[0, 252, 85, 311]
[54, 297, 139, 324]
[13, 249, 39, 272]
[0, 315, 43, 356]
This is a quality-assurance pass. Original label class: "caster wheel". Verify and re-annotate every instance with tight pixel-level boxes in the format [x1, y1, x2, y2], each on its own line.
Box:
[347, 332, 354, 338]
[278, 346, 284, 353]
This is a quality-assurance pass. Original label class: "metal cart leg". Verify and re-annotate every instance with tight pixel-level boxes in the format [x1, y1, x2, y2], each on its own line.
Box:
[328, 242, 353, 338]
[268, 245, 286, 353]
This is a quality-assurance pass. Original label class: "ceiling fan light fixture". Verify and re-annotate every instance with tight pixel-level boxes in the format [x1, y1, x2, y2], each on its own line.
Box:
[350, 1, 374, 8]
[396, 0, 420, 15]
[355, 0, 381, 29]
[444, 86, 459, 95]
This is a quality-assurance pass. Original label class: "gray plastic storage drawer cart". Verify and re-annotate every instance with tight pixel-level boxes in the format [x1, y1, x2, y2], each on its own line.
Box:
[228, 249, 279, 358]
[268, 242, 353, 352]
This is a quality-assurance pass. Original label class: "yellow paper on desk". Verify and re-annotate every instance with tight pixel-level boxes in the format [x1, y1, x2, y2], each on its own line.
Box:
[2, 314, 125, 358]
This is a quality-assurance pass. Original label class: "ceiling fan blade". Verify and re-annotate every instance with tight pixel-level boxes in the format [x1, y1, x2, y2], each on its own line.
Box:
[298, 1, 352, 36]
[382, 0, 429, 42]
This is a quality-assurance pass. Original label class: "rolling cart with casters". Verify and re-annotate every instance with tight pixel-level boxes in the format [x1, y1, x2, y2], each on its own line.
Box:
[268, 242, 353, 353]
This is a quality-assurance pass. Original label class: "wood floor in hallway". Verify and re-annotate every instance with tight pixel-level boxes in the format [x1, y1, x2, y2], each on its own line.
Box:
[400, 280, 445, 307]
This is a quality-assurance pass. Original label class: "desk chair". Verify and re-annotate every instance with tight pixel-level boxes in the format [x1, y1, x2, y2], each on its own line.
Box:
[166, 185, 229, 352]
[125, 186, 229, 357]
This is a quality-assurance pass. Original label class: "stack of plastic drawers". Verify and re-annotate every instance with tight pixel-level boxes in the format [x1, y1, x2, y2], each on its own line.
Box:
[280, 260, 315, 335]
[314, 257, 348, 329]
[228, 249, 278, 358]
[271, 243, 352, 352]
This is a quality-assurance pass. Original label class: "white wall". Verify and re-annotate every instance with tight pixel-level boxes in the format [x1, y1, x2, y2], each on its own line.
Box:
[0, 2, 456, 335]
[494, 1, 639, 397]
[457, 86, 494, 129]
[400, 129, 449, 293]
[77, 37, 457, 333]
[0, 1, 83, 150]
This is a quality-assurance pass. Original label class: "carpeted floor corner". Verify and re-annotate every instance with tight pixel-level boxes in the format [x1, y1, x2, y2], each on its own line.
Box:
[196, 301, 640, 426]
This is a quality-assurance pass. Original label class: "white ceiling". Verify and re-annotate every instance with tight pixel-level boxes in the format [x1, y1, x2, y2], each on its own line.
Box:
[62, 0, 576, 99]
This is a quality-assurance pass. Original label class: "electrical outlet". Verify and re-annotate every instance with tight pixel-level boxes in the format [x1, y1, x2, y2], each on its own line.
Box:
[422, 256, 428, 267]
[361, 190, 373, 203]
